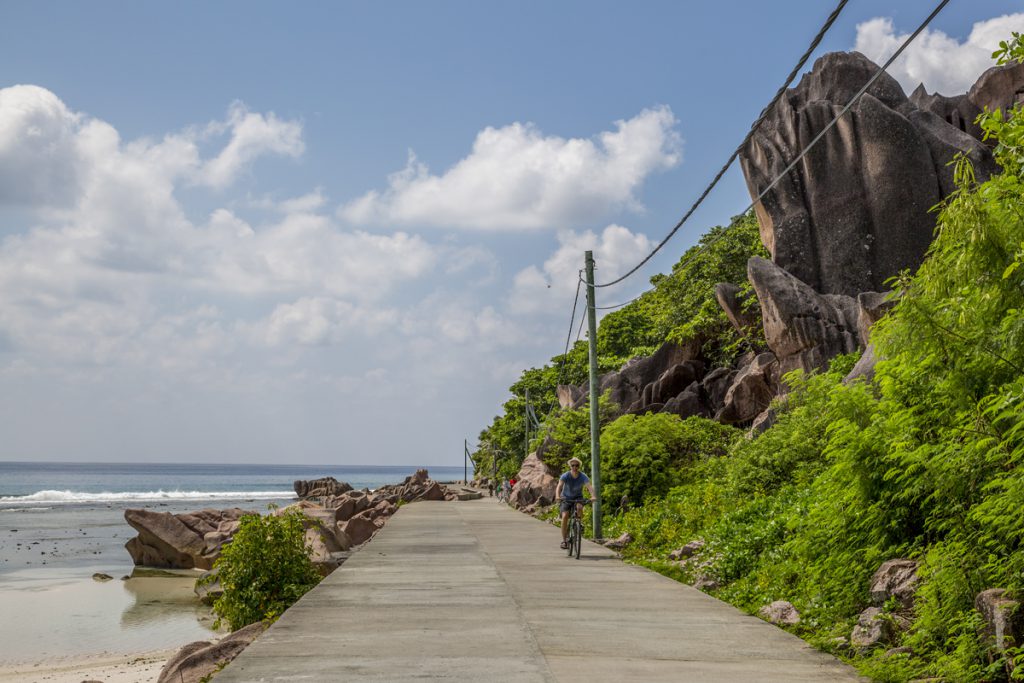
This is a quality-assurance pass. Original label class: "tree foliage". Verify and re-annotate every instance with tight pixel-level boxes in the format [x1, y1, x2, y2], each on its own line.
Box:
[200, 508, 322, 631]
[473, 211, 765, 479]
[604, 36, 1024, 681]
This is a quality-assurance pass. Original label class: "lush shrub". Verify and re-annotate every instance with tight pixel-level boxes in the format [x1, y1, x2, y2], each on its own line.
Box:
[601, 413, 737, 505]
[200, 508, 321, 630]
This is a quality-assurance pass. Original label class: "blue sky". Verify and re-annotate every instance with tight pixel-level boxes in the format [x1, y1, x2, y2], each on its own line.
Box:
[0, 1, 1021, 466]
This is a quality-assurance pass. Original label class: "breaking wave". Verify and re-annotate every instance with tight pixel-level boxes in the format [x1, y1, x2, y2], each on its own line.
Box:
[0, 489, 296, 506]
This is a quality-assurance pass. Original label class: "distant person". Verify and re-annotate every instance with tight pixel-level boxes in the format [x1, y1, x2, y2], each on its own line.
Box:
[502, 478, 511, 501]
[487, 479, 494, 497]
[555, 457, 595, 550]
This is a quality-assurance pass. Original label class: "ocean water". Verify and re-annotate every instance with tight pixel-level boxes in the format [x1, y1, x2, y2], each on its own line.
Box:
[0, 461, 468, 665]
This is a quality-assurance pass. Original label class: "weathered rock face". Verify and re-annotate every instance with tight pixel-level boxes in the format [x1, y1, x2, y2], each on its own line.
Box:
[870, 559, 919, 610]
[740, 51, 997, 297]
[157, 621, 268, 683]
[715, 352, 779, 425]
[124, 508, 253, 570]
[715, 283, 759, 334]
[851, 606, 893, 650]
[975, 588, 1023, 652]
[509, 453, 559, 509]
[759, 600, 801, 626]
[294, 477, 353, 499]
[748, 257, 860, 377]
[588, 340, 703, 413]
[340, 514, 379, 547]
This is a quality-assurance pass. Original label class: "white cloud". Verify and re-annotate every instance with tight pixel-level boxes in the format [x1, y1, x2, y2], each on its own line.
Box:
[0, 86, 435, 371]
[199, 102, 304, 189]
[260, 297, 399, 347]
[855, 13, 1024, 95]
[508, 224, 653, 315]
[338, 107, 681, 231]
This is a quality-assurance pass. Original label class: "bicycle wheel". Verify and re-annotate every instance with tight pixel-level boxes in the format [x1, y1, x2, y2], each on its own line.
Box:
[573, 518, 582, 559]
[566, 522, 574, 557]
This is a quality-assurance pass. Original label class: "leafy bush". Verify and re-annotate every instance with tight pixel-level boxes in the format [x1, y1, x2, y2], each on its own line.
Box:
[601, 413, 737, 505]
[200, 508, 321, 630]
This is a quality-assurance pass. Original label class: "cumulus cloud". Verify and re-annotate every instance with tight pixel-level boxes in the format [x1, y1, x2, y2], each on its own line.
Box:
[509, 224, 653, 315]
[199, 102, 304, 189]
[855, 13, 1024, 95]
[0, 85, 83, 206]
[259, 297, 399, 347]
[0, 86, 435, 370]
[338, 107, 681, 231]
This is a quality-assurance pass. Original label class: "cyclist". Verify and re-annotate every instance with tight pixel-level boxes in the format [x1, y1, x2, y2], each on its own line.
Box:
[555, 457, 595, 549]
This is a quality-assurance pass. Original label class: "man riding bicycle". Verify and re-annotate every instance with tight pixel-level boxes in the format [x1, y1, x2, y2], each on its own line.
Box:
[555, 457, 595, 550]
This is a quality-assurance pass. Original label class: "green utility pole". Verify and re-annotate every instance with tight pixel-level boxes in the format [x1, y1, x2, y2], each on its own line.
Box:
[584, 250, 602, 539]
[524, 387, 530, 461]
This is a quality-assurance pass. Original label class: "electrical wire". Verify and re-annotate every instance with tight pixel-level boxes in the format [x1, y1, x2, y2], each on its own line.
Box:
[591, 0, 863, 288]
[596, 0, 951, 290]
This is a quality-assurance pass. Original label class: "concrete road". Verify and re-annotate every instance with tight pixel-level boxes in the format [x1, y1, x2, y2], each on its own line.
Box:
[215, 498, 864, 682]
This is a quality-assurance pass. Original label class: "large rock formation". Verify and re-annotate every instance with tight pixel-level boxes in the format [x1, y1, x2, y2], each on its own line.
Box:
[509, 453, 560, 509]
[157, 621, 268, 683]
[748, 257, 860, 377]
[124, 508, 253, 571]
[740, 51, 997, 297]
[294, 477, 352, 499]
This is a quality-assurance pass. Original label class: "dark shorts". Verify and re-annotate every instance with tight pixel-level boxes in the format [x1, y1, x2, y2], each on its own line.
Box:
[560, 498, 584, 514]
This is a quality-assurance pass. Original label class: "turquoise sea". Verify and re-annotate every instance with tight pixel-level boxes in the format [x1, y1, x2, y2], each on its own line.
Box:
[0, 461, 468, 666]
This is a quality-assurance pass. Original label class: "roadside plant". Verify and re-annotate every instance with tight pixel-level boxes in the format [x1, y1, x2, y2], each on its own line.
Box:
[199, 507, 321, 630]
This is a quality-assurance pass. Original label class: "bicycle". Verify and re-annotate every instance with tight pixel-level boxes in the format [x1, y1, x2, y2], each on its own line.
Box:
[563, 498, 592, 560]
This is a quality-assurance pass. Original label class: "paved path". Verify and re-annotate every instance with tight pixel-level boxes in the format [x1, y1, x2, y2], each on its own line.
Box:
[216, 498, 863, 682]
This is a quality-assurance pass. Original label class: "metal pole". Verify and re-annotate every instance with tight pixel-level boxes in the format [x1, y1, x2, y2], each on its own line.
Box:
[464, 439, 468, 484]
[524, 387, 530, 461]
[584, 250, 602, 539]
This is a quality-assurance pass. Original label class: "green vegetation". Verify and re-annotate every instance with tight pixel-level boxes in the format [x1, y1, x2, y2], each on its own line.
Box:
[199, 508, 321, 631]
[475, 32, 1024, 683]
[473, 211, 765, 476]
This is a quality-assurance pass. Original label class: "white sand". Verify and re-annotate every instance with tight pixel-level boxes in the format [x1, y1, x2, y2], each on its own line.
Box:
[0, 649, 175, 683]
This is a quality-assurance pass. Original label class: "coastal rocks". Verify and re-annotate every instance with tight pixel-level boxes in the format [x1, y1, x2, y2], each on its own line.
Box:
[748, 257, 861, 377]
[341, 514, 379, 547]
[603, 532, 633, 550]
[667, 540, 704, 561]
[759, 600, 801, 626]
[157, 620, 268, 683]
[715, 282, 759, 334]
[509, 453, 559, 510]
[739, 51, 996, 297]
[583, 340, 703, 415]
[715, 352, 779, 425]
[851, 607, 894, 650]
[294, 477, 353, 499]
[870, 559, 919, 610]
[91, 572, 113, 582]
[124, 507, 253, 570]
[975, 588, 1023, 651]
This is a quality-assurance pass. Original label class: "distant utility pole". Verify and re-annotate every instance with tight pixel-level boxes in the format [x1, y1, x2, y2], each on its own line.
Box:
[464, 439, 469, 484]
[584, 250, 603, 539]
[524, 387, 530, 461]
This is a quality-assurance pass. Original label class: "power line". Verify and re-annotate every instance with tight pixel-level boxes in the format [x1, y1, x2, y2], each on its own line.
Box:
[595, 0, 950, 290]
[593, 0, 851, 288]
[562, 273, 583, 358]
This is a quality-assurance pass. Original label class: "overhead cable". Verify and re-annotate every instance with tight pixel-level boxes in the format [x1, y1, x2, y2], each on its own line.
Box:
[595, 0, 951, 289]
[593, 0, 852, 288]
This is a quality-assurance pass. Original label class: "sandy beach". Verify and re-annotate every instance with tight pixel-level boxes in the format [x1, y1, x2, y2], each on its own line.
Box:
[0, 649, 175, 683]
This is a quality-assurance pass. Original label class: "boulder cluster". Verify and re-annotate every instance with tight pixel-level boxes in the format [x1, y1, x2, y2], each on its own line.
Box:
[123, 470, 461, 576]
[537, 52, 1024, 449]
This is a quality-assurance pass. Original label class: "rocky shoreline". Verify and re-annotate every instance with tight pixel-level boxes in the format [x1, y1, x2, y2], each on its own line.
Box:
[117, 469, 482, 683]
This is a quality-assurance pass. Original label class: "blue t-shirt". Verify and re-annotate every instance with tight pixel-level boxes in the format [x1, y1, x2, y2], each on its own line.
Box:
[560, 471, 590, 500]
